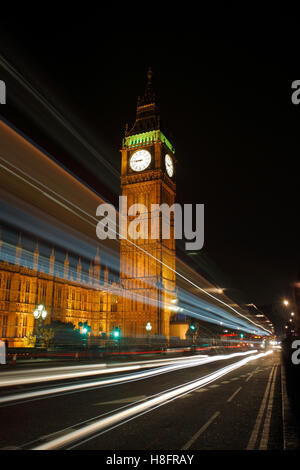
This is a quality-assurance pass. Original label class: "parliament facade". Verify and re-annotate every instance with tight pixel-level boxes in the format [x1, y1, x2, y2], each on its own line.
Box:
[0, 68, 180, 347]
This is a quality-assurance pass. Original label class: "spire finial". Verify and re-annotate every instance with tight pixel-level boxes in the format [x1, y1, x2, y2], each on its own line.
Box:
[147, 66, 152, 84]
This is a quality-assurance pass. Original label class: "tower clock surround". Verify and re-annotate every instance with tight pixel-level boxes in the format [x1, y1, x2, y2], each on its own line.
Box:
[165, 154, 174, 177]
[129, 149, 152, 172]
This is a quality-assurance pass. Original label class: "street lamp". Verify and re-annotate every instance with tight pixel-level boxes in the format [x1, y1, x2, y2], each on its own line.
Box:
[146, 322, 152, 346]
[33, 304, 47, 347]
[283, 300, 289, 306]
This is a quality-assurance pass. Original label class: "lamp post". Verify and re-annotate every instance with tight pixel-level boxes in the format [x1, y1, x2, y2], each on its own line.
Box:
[33, 304, 47, 348]
[146, 322, 152, 347]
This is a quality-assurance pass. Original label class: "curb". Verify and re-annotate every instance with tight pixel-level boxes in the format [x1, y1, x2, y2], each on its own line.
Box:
[281, 364, 300, 450]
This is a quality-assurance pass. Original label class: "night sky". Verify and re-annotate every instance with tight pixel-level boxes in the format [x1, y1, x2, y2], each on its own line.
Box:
[0, 10, 299, 328]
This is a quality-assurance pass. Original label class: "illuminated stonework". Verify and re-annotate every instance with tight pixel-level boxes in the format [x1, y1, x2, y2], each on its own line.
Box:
[120, 68, 177, 338]
[0, 68, 177, 346]
[0, 244, 120, 347]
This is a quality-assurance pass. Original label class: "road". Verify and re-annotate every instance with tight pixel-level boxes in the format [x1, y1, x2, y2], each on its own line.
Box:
[0, 349, 285, 450]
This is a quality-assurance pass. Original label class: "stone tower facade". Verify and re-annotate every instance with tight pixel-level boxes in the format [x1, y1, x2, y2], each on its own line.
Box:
[120, 68, 176, 338]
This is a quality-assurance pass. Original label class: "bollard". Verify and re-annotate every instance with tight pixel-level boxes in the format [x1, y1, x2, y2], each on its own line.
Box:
[11, 353, 17, 366]
[74, 352, 79, 361]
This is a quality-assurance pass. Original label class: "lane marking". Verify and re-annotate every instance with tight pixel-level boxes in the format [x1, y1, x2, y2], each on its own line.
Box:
[227, 386, 242, 403]
[40, 428, 76, 441]
[245, 366, 259, 382]
[93, 395, 147, 406]
[179, 394, 193, 399]
[247, 366, 275, 450]
[259, 366, 278, 449]
[208, 384, 219, 388]
[181, 411, 220, 450]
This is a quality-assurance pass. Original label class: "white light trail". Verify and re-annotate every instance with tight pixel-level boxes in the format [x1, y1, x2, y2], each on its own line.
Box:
[0, 152, 271, 335]
[0, 351, 256, 404]
[32, 350, 273, 450]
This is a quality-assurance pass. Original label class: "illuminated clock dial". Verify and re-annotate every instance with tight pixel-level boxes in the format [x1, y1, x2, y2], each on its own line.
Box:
[129, 150, 151, 172]
[165, 154, 174, 177]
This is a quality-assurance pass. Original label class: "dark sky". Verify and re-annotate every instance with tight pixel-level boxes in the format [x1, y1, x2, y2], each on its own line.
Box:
[0, 9, 299, 323]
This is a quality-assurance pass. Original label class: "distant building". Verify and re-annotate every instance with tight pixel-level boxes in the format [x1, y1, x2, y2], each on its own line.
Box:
[0, 69, 178, 346]
[0, 239, 120, 347]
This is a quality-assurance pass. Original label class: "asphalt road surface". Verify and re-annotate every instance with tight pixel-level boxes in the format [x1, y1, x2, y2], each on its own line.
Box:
[0, 349, 283, 450]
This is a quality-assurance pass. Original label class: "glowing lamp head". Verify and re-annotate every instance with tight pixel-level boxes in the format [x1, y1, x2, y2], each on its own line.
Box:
[33, 309, 39, 319]
[41, 309, 47, 319]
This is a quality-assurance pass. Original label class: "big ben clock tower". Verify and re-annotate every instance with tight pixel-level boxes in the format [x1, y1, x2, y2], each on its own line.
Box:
[120, 68, 176, 339]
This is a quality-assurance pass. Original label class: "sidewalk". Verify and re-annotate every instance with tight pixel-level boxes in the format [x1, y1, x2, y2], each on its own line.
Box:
[281, 361, 300, 449]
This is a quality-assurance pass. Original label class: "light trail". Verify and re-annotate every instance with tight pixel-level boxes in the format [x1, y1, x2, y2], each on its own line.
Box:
[31, 350, 273, 450]
[0, 351, 256, 404]
[0, 134, 271, 335]
[0, 236, 268, 335]
[0, 56, 120, 180]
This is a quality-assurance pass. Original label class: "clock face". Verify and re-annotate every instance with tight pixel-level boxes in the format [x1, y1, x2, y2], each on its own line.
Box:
[129, 150, 151, 172]
[165, 154, 174, 177]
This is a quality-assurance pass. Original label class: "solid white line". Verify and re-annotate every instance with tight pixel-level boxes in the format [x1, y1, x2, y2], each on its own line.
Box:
[181, 412, 220, 450]
[227, 386, 242, 403]
[259, 366, 277, 449]
[246, 366, 274, 450]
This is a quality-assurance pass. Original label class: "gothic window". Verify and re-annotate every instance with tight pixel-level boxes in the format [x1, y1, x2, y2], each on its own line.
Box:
[0, 314, 8, 337]
[5, 277, 11, 302]
[14, 316, 19, 338]
[22, 315, 28, 337]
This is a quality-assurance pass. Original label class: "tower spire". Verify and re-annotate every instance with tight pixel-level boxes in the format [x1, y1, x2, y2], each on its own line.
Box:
[127, 67, 160, 136]
[33, 240, 39, 271]
[64, 252, 69, 279]
[49, 248, 55, 275]
[15, 233, 22, 265]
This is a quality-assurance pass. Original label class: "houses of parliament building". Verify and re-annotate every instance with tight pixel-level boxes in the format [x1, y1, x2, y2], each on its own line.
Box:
[0, 68, 180, 347]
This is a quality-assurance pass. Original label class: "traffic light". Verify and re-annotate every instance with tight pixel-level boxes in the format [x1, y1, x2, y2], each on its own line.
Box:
[112, 327, 121, 339]
[80, 321, 91, 334]
[190, 324, 196, 331]
[239, 333, 244, 338]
